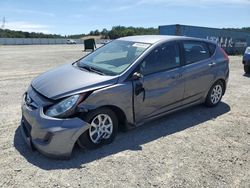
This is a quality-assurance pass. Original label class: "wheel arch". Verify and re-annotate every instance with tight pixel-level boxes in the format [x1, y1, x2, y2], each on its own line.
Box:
[216, 78, 226, 95]
[79, 105, 128, 132]
[203, 78, 227, 101]
[100, 105, 128, 132]
[76, 105, 128, 149]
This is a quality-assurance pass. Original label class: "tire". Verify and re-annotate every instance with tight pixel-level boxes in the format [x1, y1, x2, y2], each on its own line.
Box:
[205, 81, 224, 107]
[78, 108, 118, 149]
[244, 65, 250, 74]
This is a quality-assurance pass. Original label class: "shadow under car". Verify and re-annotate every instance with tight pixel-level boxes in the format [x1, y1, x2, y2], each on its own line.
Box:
[14, 102, 230, 170]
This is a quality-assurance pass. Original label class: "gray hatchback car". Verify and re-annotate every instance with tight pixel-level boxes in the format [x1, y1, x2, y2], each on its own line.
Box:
[20, 35, 229, 158]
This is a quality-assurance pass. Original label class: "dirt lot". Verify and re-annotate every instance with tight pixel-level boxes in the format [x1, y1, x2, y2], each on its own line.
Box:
[0, 45, 249, 188]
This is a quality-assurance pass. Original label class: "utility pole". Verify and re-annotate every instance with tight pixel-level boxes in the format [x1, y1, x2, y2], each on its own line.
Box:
[1, 16, 5, 29]
[1, 17, 6, 38]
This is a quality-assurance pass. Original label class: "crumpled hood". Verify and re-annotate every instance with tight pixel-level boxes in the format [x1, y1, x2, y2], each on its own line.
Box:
[31, 64, 118, 100]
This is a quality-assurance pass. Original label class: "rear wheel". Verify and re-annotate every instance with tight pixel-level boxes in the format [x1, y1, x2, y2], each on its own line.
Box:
[205, 81, 224, 107]
[78, 108, 118, 149]
[244, 65, 250, 74]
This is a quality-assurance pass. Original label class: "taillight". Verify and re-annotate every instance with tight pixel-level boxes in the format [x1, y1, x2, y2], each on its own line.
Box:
[220, 47, 229, 62]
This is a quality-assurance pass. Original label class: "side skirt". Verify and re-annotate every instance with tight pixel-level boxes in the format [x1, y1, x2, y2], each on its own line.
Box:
[135, 98, 202, 127]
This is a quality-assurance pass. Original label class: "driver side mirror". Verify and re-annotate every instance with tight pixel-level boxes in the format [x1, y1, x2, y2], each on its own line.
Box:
[132, 72, 143, 80]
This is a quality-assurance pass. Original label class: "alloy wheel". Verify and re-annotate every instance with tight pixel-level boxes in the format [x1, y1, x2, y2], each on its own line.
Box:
[89, 114, 113, 144]
[210, 84, 223, 104]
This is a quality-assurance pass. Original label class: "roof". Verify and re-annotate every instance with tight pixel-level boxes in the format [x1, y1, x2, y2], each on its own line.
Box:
[118, 35, 216, 45]
[118, 35, 188, 44]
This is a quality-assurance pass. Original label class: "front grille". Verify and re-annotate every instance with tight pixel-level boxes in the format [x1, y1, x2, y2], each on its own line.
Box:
[28, 86, 54, 107]
[24, 93, 38, 110]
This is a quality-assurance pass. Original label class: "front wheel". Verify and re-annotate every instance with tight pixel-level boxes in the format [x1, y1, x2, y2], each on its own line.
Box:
[244, 65, 250, 74]
[205, 81, 224, 107]
[78, 108, 118, 149]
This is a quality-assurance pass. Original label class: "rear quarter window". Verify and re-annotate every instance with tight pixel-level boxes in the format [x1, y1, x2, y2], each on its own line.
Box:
[207, 43, 217, 56]
[183, 41, 210, 64]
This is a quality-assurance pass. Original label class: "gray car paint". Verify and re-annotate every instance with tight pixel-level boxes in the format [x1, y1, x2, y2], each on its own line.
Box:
[32, 63, 118, 100]
[181, 56, 215, 103]
[133, 66, 185, 123]
[78, 36, 228, 125]
[79, 83, 134, 125]
[21, 86, 91, 158]
[20, 35, 229, 158]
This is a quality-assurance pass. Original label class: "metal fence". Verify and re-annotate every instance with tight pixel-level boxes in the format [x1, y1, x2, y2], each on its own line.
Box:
[0, 38, 85, 45]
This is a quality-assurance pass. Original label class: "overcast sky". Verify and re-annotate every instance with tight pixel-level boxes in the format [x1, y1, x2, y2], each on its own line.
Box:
[0, 0, 249, 35]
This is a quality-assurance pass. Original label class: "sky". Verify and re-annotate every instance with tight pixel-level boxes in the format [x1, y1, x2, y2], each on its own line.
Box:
[0, 0, 249, 35]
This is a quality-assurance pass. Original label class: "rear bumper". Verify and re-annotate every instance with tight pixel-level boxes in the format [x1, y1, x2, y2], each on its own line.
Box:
[20, 98, 90, 159]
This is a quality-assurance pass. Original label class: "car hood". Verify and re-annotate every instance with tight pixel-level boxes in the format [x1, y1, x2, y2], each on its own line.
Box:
[31, 64, 118, 100]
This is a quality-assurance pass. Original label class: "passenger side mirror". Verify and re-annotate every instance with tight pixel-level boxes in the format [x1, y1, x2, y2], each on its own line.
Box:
[132, 72, 143, 80]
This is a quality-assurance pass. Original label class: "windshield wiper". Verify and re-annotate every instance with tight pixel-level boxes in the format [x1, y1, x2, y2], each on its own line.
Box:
[89, 66, 106, 75]
[78, 64, 106, 75]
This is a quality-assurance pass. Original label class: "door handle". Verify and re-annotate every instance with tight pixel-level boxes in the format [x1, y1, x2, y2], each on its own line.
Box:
[208, 62, 216, 67]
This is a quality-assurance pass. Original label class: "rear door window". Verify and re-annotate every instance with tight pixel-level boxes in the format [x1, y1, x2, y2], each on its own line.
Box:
[183, 41, 210, 64]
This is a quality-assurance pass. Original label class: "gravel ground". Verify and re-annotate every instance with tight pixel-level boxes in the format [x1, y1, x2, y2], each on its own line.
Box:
[0, 45, 249, 188]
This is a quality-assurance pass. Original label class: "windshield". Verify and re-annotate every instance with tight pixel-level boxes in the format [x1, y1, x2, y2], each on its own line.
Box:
[78, 40, 151, 75]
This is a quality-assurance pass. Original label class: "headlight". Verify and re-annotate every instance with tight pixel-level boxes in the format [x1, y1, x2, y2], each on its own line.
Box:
[45, 95, 80, 118]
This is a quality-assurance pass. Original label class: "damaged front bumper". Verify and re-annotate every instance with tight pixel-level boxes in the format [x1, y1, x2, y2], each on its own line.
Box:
[20, 93, 90, 159]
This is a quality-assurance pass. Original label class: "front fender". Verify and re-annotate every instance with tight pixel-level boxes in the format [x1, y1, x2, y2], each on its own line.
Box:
[78, 83, 134, 124]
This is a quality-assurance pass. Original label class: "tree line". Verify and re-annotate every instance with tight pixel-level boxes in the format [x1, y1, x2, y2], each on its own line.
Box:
[55, 26, 159, 39]
[223, 27, 250, 33]
[1, 26, 250, 39]
[0, 26, 158, 39]
[0, 29, 63, 38]
[87, 26, 159, 39]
